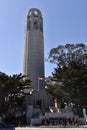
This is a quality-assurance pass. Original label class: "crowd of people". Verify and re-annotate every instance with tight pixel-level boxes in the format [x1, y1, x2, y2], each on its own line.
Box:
[42, 117, 78, 126]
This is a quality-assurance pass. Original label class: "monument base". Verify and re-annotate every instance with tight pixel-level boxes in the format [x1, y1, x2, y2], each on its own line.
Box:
[25, 89, 53, 110]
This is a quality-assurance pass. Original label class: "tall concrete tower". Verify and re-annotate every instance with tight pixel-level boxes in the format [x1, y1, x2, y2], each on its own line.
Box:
[23, 8, 53, 110]
[23, 8, 44, 91]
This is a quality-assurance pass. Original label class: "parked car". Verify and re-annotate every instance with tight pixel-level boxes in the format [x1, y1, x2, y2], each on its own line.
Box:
[0, 123, 15, 130]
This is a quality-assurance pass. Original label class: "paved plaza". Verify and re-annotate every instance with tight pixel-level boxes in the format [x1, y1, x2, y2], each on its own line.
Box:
[15, 126, 87, 130]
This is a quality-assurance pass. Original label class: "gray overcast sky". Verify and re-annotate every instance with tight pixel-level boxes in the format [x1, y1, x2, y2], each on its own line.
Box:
[0, 0, 87, 77]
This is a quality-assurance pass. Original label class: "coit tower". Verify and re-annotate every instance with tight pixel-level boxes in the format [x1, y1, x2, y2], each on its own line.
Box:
[23, 8, 44, 91]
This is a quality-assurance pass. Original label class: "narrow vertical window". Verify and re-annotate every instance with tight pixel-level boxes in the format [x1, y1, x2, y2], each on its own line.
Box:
[34, 21, 38, 29]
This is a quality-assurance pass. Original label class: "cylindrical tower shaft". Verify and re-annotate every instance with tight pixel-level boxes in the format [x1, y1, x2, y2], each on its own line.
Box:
[23, 8, 44, 90]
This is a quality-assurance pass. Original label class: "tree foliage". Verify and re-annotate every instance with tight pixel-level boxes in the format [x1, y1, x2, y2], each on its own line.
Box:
[0, 72, 31, 118]
[47, 43, 87, 114]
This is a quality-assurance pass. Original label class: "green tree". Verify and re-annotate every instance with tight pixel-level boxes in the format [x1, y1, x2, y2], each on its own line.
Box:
[0, 72, 10, 116]
[0, 72, 31, 119]
[45, 76, 64, 108]
[48, 43, 87, 115]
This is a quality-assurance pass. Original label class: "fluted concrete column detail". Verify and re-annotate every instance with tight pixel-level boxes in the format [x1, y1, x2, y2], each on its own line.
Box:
[23, 8, 44, 90]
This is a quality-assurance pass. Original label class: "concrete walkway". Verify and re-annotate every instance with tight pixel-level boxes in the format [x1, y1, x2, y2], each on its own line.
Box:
[15, 126, 87, 130]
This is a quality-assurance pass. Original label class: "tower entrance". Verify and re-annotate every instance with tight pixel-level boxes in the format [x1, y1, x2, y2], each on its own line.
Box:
[36, 100, 42, 109]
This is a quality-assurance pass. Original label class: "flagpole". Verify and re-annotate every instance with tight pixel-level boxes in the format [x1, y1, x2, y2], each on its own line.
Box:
[38, 77, 39, 91]
[38, 77, 43, 91]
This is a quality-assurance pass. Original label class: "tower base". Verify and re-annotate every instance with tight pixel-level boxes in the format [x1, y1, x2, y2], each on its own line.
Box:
[25, 90, 53, 110]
